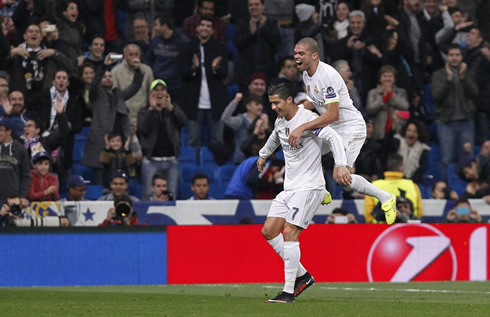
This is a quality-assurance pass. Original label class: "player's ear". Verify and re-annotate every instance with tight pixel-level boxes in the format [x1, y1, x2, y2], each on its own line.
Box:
[287, 96, 293, 104]
[312, 51, 319, 60]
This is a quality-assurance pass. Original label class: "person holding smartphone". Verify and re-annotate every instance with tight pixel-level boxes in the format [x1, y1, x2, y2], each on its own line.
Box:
[445, 198, 483, 223]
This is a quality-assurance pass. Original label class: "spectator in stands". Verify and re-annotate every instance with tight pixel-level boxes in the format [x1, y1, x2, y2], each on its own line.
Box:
[224, 156, 259, 199]
[98, 171, 140, 202]
[100, 132, 135, 190]
[409, 88, 435, 127]
[82, 53, 143, 185]
[436, 6, 474, 57]
[142, 172, 174, 201]
[180, 15, 228, 158]
[78, 62, 95, 126]
[27, 151, 59, 201]
[188, 173, 215, 200]
[121, 2, 151, 42]
[249, 158, 285, 199]
[241, 113, 271, 159]
[364, 153, 423, 223]
[221, 93, 263, 165]
[420, 0, 446, 73]
[465, 27, 490, 145]
[294, 3, 329, 62]
[432, 44, 478, 180]
[326, 207, 357, 224]
[46, 0, 84, 66]
[233, 0, 280, 92]
[112, 44, 154, 125]
[355, 118, 384, 182]
[265, 0, 294, 60]
[78, 35, 105, 69]
[12, 0, 42, 42]
[389, 120, 431, 184]
[0, 116, 30, 208]
[99, 194, 141, 226]
[445, 197, 483, 223]
[137, 79, 187, 198]
[366, 65, 409, 140]
[128, 15, 150, 56]
[22, 101, 68, 166]
[431, 180, 459, 199]
[37, 69, 82, 182]
[480, 140, 490, 157]
[146, 13, 189, 105]
[0, 91, 28, 139]
[65, 174, 87, 201]
[8, 23, 72, 112]
[332, 59, 363, 114]
[0, 71, 8, 99]
[39, 18, 72, 67]
[0, 0, 19, 18]
[330, 10, 383, 102]
[270, 56, 304, 100]
[394, 196, 419, 223]
[333, 2, 350, 41]
[182, 0, 226, 45]
[395, 0, 427, 90]
[246, 72, 270, 118]
[456, 154, 490, 199]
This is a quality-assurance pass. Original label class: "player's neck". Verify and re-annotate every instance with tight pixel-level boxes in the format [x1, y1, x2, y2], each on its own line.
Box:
[307, 61, 320, 77]
[285, 106, 298, 121]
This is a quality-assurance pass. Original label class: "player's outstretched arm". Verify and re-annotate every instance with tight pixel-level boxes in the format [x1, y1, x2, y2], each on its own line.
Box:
[258, 130, 280, 160]
[288, 102, 340, 148]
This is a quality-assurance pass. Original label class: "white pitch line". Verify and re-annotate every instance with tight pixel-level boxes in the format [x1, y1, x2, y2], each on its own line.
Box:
[197, 284, 490, 295]
[320, 286, 490, 295]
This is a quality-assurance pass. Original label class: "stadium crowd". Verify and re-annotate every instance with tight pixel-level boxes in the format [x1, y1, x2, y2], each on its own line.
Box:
[0, 0, 489, 225]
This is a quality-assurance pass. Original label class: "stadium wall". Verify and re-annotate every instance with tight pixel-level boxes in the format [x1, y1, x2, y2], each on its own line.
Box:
[0, 227, 167, 287]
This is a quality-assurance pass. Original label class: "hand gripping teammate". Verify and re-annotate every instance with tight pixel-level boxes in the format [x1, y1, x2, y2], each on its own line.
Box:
[288, 37, 396, 225]
[258, 83, 346, 303]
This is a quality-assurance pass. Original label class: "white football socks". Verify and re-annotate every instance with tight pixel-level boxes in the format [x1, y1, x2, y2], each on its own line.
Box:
[268, 233, 307, 277]
[283, 241, 300, 294]
[349, 174, 392, 204]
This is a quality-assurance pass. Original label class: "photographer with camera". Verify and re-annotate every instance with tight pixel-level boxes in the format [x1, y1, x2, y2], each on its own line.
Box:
[1, 197, 70, 227]
[0, 197, 23, 227]
[98, 194, 141, 226]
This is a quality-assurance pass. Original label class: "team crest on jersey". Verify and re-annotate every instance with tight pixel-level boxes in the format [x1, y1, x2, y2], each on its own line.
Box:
[285, 128, 290, 136]
[314, 85, 319, 94]
[325, 86, 336, 99]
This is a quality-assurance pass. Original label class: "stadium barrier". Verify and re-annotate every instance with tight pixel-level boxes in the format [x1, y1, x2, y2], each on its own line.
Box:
[24, 199, 490, 226]
[1, 224, 487, 286]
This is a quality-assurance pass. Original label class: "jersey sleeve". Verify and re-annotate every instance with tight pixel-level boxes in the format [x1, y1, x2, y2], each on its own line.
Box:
[322, 72, 340, 105]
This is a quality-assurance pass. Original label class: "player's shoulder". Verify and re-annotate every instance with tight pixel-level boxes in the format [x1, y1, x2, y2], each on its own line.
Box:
[297, 107, 319, 121]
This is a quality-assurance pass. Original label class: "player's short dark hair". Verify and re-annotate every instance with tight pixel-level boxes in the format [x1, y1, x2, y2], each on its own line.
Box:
[192, 173, 209, 184]
[243, 94, 263, 107]
[282, 55, 295, 66]
[155, 13, 175, 30]
[296, 37, 320, 54]
[386, 153, 403, 171]
[447, 43, 462, 54]
[200, 15, 214, 28]
[152, 172, 167, 186]
[268, 83, 293, 101]
[199, 0, 215, 8]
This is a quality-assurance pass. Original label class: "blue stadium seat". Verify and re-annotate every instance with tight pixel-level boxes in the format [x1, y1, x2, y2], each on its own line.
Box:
[128, 183, 142, 200]
[227, 84, 239, 101]
[217, 164, 237, 185]
[178, 146, 197, 165]
[85, 185, 104, 200]
[180, 164, 218, 185]
[72, 164, 93, 182]
[208, 184, 227, 199]
[199, 146, 218, 167]
[74, 127, 90, 141]
[181, 126, 189, 147]
[73, 141, 85, 163]
[226, 24, 237, 63]
[447, 163, 467, 196]
[474, 145, 481, 156]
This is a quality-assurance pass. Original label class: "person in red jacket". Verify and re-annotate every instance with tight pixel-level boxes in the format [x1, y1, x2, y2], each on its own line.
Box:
[28, 151, 59, 201]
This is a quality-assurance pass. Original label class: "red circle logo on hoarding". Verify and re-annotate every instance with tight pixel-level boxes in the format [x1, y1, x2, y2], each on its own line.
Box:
[367, 224, 457, 282]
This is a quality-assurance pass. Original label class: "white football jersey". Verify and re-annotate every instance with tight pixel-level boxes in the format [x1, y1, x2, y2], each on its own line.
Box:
[303, 61, 365, 133]
[259, 107, 325, 192]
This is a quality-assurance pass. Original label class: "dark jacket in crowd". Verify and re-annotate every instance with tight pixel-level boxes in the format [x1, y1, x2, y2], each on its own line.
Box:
[38, 89, 83, 169]
[179, 37, 228, 121]
[82, 64, 143, 168]
[137, 103, 187, 159]
[0, 140, 30, 202]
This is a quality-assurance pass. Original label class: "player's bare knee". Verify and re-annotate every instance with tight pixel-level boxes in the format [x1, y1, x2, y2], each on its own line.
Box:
[283, 223, 301, 242]
[261, 226, 277, 240]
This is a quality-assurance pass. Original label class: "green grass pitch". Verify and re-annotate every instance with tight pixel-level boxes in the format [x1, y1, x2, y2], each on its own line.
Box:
[0, 282, 488, 316]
